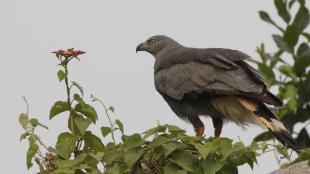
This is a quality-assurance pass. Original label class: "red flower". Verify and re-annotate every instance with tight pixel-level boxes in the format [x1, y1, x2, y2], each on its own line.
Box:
[52, 48, 86, 59]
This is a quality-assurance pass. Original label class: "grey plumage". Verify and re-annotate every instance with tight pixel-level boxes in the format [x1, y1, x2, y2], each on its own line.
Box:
[136, 35, 298, 150]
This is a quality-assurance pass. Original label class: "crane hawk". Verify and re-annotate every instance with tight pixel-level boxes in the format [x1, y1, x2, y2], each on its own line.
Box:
[136, 35, 298, 150]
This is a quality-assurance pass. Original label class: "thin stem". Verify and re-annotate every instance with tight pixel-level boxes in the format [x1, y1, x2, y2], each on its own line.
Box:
[74, 139, 82, 158]
[22, 97, 29, 115]
[36, 136, 50, 152]
[63, 60, 82, 159]
[29, 132, 45, 158]
[22, 97, 50, 170]
[64, 64, 71, 106]
[256, 149, 276, 156]
[91, 96, 116, 144]
[63, 61, 82, 159]
[271, 140, 281, 165]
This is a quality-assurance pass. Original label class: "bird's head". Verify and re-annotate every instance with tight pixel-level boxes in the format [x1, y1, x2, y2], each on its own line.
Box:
[136, 35, 180, 56]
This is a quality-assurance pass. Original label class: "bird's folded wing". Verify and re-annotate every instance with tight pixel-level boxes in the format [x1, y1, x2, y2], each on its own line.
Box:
[196, 48, 267, 83]
[154, 59, 282, 106]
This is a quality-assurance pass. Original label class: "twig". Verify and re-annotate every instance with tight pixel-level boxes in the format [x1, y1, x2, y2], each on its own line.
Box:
[64, 64, 71, 106]
[22, 97, 29, 115]
[91, 95, 116, 144]
[74, 139, 82, 158]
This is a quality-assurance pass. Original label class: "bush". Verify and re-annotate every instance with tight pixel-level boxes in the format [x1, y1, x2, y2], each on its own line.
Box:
[19, 48, 270, 174]
[19, 0, 310, 173]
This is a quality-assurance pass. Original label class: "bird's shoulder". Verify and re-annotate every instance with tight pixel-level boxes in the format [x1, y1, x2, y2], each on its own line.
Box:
[155, 47, 251, 72]
[199, 48, 250, 61]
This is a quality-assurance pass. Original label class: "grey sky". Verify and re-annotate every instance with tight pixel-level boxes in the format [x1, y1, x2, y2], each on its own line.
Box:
[1, 0, 293, 173]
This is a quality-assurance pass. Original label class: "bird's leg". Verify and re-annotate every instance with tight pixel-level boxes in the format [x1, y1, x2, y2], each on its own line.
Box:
[189, 116, 204, 138]
[212, 117, 223, 137]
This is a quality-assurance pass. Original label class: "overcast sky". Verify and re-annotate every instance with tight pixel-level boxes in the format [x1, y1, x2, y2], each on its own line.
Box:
[0, 0, 299, 173]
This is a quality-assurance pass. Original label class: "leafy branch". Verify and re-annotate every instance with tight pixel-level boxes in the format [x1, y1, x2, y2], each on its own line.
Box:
[255, 0, 310, 151]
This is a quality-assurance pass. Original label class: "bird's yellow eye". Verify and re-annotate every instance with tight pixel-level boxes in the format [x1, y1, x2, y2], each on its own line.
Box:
[147, 39, 156, 45]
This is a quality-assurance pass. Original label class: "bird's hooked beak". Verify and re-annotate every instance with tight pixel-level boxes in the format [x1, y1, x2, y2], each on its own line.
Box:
[136, 43, 145, 53]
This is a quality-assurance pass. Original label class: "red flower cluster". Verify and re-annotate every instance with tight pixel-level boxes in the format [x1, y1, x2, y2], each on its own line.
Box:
[52, 48, 86, 59]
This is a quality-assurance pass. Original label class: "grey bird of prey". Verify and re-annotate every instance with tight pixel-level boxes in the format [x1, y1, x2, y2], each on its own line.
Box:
[136, 35, 299, 150]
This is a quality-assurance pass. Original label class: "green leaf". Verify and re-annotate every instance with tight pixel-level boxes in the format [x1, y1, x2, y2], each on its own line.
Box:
[68, 112, 82, 137]
[292, 148, 310, 164]
[216, 164, 238, 174]
[274, 0, 291, 23]
[194, 142, 219, 159]
[57, 70, 67, 82]
[123, 147, 144, 168]
[49, 101, 71, 119]
[283, 25, 300, 51]
[294, 42, 310, 75]
[201, 158, 226, 174]
[72, 81, 84, 96]
[216, 138, 235, 161]
[26, 136, 39, 169]
[143, 125, 168, 139]
[297, 42, 310, 57]
[19, 113, 29, 129]
[54, 153, 87, 168]
[29, 118, 48, 129]
[254, 132, 273, 142]
[284, 85, 297, 112]
[124, 133, 144, 149]
[258, 11, 283, 31]
[272, 34, 293, 53]
[282, 5, 310, 52]
[142, 127, 158, 139]
[279, 65, 297, 81]
[164, 163, 187, 174]
[292, 5, 310, 34]
[20, 132, 29, 141]
[108, 106, 115, 113]
[53, 168, 74, 174]
[74, 103, 98, 123]
[74, 117, 92, 136]
[106, 164, 127, 174]
[48, 146, 57, 153]
[73, 93, 84, 104]
[258, 63, 275, 84]
[228, 143, 257, 168]
[115, 119, 124, 134]
[56, 132, 76, 159]
[256, 43, 267, 63]
[101, 126, 112, 137]
[275, 144, 290, 159]
[302, 32, 310, 42]
[170, 149, 197, 172]
[296, 128, 310, 147]
[289, 0, 297, 9]
[29, 118, 38, 126]
[162, 142, 179, 157]
[294, 56, 310, 76]
[84, 132, 105, 151]
[147, 135, 170, 149]
[167, 125, 186, 135]
[102, 150, 124, 164]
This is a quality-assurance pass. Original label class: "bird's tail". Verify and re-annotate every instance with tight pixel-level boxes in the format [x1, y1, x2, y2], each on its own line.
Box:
[237, 97, 299, 151]
[254, 104, 300, 151]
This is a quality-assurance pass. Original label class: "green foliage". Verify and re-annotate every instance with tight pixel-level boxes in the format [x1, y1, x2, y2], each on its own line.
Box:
[254, 0, 310, 151]
[19, 49, 278, 174]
